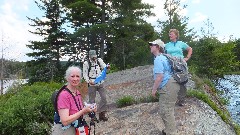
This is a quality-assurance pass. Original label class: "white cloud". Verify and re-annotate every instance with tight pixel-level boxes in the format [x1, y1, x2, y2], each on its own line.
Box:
[0, 0, 41, 62]
[190, 12, 207, 23]
[142, 0, 165, 24]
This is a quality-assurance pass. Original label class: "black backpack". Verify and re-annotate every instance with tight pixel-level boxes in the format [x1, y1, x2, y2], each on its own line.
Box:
[163, 54, 189, 84]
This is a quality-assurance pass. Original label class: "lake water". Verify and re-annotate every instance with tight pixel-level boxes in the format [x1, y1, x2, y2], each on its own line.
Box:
[215, 75, 240, 125]
[1, 79, 28, 94]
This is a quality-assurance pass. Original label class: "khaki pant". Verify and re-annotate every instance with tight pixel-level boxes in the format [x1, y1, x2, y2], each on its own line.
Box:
[159, 77, 180, 135]
[88, 84, 108, 113]
[51, 124, 75, 135]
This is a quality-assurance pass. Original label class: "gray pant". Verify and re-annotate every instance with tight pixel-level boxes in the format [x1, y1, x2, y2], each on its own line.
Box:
[177, 84, 187, 102]
[88, 84, 108, 113]
[177, 59, 188, 102]
[159, 77, 180, 135]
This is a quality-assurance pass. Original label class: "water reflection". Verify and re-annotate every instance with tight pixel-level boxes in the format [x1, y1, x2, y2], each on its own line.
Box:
[215, 75, 240, 124]
[0, 79, 28, 94]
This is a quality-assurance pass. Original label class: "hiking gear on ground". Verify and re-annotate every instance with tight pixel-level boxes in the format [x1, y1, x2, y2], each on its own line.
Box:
[99, 111, 108, 121]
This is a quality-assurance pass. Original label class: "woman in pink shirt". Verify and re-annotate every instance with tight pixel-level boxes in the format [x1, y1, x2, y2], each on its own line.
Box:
[52, 66, 97, 135]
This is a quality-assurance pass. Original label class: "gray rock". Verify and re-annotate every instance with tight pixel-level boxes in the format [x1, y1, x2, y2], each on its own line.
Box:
[86, 65, 236, 135]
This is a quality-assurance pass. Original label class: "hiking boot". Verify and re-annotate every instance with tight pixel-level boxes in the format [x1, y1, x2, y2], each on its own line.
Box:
[99, 111, 108, 121]
[176, 99, 185, 106]
[161, 130, 166, 135]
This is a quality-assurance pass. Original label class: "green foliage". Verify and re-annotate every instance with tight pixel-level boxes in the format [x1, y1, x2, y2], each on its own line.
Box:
[0, 59, 27, 78]
[116, 93, 160, 108]
[190, 37, 239, 78]
[116, 96, 135, 108]
[137, 93, 159, 103]
[187, 90, 232, 124]
[158, 0, 196, 44]
[234, 39, 240, 64]
[26, 0, 68, 83]
[0, 82, 62, 135]
[105, 0, 155, 70]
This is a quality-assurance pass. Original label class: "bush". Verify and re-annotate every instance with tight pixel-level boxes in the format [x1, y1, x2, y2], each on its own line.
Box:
[138, 93, 159, 103]
[116, 96, 135, 108]
[0, 82, 62, 135]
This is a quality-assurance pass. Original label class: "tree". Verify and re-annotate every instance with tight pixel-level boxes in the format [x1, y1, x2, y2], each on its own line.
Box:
[106, 0, 155, 70]
[190, 19, 240, 77]
[61, 0, 156, 70]
[157, 0, 196, 44]
[61, 0, 108, 63]
[26, 0, 68, 83]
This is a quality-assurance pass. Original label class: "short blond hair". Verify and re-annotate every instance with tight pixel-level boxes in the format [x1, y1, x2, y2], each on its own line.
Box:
[169, 29, 179, 39]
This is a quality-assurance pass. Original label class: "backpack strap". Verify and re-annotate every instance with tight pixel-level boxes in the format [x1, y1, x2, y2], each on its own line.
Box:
[54, 86, 82, 115]
[87, 58, 101, 79]
[64, 87, 82, 111]
[54, 85, 67, 114]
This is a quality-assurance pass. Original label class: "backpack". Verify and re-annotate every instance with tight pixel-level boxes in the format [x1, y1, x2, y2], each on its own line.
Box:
[51, 85, 84, 124]
[51, 85, 66, 116]
[163, 54, 189, 84]
[84, 57, 101, 77]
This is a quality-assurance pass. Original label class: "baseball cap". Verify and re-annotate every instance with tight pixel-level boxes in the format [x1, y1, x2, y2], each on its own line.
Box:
[148, 39, 165, 49]
[89, 50, 97, 58]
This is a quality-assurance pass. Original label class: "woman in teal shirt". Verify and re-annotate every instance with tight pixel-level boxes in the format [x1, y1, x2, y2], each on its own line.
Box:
[165, 29, 193, 106]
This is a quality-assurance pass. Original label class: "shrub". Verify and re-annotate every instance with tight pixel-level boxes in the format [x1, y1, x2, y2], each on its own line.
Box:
[0, 82, 62, 135]
[116, 96, 135, 108]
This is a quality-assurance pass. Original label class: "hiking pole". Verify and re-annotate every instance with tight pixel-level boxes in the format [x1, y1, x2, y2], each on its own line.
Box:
[88, 119, 96, 135]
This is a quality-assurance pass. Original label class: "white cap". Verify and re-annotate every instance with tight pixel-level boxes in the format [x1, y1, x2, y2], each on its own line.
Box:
[149, 39, 165, 49]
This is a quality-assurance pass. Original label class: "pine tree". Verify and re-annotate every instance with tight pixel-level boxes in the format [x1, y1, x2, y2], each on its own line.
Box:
[26, 0, 68, 83]
[106, 0, 155, 70]
[157, 0, 196, 44]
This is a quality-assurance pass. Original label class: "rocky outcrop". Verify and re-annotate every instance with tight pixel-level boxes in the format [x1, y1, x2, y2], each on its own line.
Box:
[86, 65, 236, 135]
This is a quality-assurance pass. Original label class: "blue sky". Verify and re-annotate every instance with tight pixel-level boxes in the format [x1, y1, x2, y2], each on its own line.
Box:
[0, 0, 240, 62]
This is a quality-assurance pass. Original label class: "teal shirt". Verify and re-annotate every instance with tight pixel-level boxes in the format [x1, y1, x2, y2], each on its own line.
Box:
[165, 41, 189, 58]
[153, 54, 172, 89]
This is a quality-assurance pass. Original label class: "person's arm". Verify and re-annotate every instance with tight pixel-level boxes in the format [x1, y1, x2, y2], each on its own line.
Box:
[97, 58, 106, 69]
[152, 73, 163, 97]
[184, 46, 192, 62]
[59, 106, 95, 126]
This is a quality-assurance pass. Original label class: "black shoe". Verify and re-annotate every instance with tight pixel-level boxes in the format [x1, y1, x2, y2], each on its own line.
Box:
[161, 130, 166, 135]
[176, 99, 185, 106]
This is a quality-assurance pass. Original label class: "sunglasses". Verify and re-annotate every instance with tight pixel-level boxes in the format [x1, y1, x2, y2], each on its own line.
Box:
[149, 44, 158, 47]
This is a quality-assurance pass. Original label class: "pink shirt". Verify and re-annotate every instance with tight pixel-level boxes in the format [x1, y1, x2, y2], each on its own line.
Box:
[57, 89, 83, 115]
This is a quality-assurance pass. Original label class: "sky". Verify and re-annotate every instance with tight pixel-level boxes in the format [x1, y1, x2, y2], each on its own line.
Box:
[0, 0, 240, 62]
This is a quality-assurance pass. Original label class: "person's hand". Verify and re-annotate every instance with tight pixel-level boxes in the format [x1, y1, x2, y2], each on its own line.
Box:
[152, 89, 157, 98]
[89, 80, 95, 85]
[91, 104, 97, 113]
[82, 106, 92, 114]
[83, 105, 96, 114]
[84, 102, 97, 113]
[107, 63, 111, 70]
[184, 57, 189, 62]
